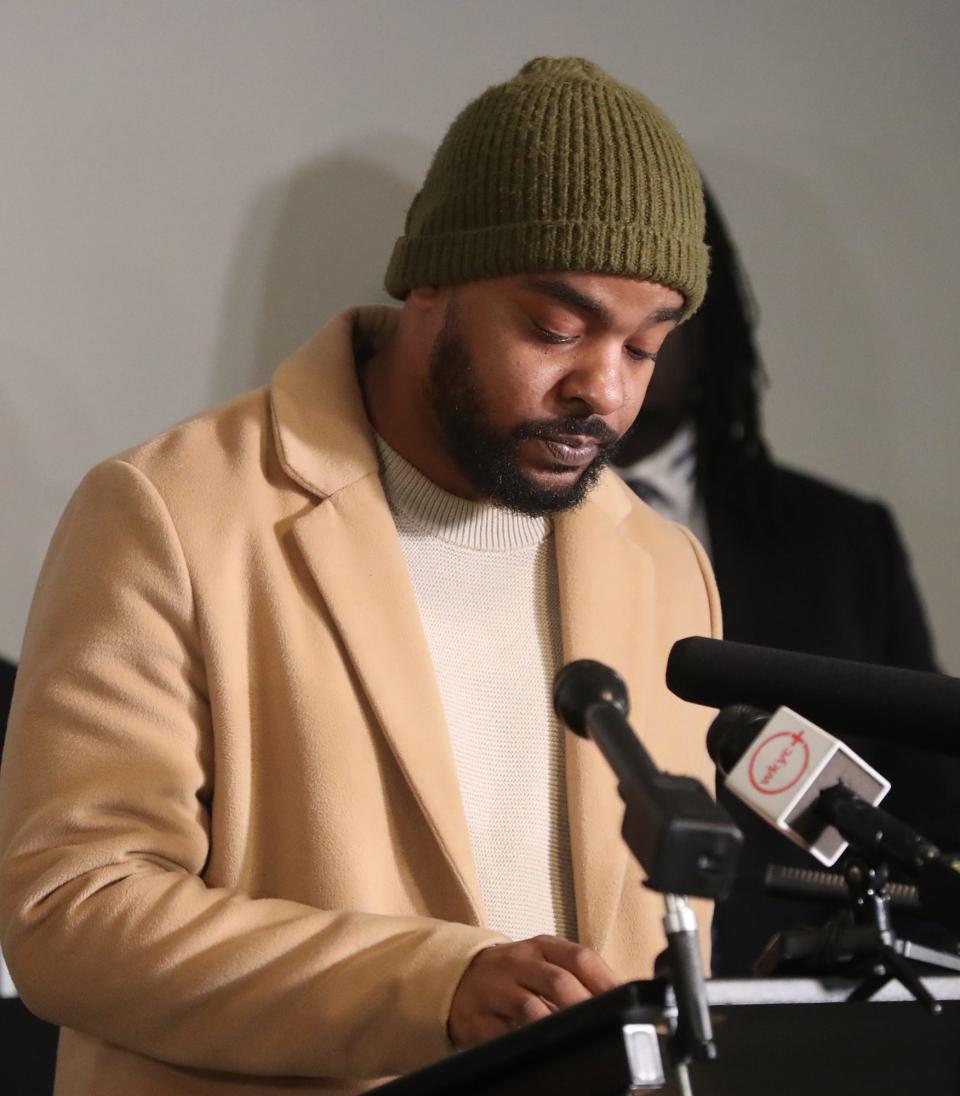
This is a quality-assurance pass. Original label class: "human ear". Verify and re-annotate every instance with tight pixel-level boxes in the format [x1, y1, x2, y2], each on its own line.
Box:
[407, 286, 444, 313]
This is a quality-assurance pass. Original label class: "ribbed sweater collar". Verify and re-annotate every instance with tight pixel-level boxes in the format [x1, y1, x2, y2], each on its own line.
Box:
[375, 435, 551, 551]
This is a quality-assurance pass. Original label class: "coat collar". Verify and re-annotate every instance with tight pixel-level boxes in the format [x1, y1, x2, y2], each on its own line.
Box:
[269, 309, 652, 944]
[269, 306, 396, 498]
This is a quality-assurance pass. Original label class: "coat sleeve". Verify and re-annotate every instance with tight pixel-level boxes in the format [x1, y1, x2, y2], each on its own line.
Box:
[0, 459, 505, 1081]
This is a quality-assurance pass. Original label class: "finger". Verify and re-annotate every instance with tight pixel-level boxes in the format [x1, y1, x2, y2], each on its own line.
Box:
[451, 1013, 508, 1051]
[535, 937, 621, 994]
[455, 996, 550, 1049]
[501, 989, 554, 1028]
[517, 959, 594, 1010]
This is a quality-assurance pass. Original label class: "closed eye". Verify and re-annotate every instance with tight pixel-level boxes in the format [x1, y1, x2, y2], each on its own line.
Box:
[533, 321, 577, 345]
[626, 345, 657, 363]
[534, 319, 657, 361]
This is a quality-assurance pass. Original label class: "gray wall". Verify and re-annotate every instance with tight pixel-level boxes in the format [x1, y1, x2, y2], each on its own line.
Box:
[3, 1, 959, 669]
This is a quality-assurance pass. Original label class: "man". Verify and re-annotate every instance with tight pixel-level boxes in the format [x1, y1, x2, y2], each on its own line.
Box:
[615, 185, 960, 975]
[0, 58, 719, 1094]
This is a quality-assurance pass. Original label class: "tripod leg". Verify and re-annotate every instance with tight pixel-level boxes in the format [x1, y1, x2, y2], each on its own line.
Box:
[845, 971, 892, 1003]
[846, 946, 942, 1014]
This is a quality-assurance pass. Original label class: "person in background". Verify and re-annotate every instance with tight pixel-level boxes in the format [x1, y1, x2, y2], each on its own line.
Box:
[0, 658, 58, 1095]
[614, 185, 960, 976]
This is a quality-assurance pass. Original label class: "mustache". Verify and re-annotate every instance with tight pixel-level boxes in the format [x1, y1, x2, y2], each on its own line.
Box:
[513, 415, 620, 448]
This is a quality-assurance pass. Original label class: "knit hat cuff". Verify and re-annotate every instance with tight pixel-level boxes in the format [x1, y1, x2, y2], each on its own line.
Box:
[385, 221, 708, 318]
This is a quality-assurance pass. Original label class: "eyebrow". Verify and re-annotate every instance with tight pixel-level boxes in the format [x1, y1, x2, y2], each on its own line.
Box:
[522, 277, 684, 327]
[524, 277, 610, 323]
[649, 305, 685, 324]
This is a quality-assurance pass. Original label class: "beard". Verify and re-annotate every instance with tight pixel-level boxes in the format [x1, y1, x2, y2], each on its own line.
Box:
[424, 300, 620, 517]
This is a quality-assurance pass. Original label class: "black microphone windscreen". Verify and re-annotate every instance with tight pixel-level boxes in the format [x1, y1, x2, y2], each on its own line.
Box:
[667, 637, 960, 756]
[553, 659, 629, 737]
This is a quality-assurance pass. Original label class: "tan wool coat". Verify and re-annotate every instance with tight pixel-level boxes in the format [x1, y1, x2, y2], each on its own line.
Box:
[0, 307, 721, 1095]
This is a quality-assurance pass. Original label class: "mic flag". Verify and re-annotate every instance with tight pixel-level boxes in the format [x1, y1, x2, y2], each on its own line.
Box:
[708, 704, 890, 867]
[709, 705, 960, 934]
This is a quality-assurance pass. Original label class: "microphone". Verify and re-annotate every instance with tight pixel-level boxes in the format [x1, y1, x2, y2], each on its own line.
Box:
[709, 703, 960, 933]
[553, 659, 742, 899]
[667, 637, 960, 756]
[555, 659, 736, 1065]
[707, 704, 890, 866]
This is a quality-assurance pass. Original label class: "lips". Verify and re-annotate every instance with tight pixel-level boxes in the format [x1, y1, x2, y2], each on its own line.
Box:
[536, 436, 601, 469]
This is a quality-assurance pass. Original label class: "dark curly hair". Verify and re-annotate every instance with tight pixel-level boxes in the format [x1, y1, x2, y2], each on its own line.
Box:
[690, 186, 778, 526]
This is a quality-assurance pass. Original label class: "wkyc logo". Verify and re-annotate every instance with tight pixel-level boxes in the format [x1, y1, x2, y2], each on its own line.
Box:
[747, 729, 810, 796]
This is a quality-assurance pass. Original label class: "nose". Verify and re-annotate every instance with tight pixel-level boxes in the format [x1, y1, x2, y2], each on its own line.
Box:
[555, 349, 630, 418]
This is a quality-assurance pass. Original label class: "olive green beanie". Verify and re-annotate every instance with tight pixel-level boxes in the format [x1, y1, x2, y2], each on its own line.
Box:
[384, 57, 708, 317]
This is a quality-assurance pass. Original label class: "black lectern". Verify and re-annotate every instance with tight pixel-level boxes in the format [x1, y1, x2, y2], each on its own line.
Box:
[372, 975, 960, 1095]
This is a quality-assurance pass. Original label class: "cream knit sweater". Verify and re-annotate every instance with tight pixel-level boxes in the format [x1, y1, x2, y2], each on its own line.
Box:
[377, 437, 577, 941]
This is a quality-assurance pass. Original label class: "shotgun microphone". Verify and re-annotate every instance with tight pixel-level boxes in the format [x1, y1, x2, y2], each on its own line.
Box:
[667, 637, 960, 756]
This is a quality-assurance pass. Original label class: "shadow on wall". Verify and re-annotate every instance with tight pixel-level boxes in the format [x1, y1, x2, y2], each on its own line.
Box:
[0, 380, 78, 667]
[209, 135, 426, 403]
[694, 144, 887, 477]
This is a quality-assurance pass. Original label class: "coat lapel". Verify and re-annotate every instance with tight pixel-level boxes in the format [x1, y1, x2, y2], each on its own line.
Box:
[270, 309, 483, 923]
[555, 476, 655, 952]
[291, 481, 484, 921]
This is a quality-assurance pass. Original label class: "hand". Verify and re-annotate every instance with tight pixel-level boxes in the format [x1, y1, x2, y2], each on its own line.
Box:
[447, 934, 620, 1050]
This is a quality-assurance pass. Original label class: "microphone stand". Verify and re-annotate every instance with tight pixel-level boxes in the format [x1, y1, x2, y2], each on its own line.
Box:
[553, 660, 743, 1082]
[657, 894, 717, 1096]
[756, 854, 960, 1011]
[753, 784, 960, 1012]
